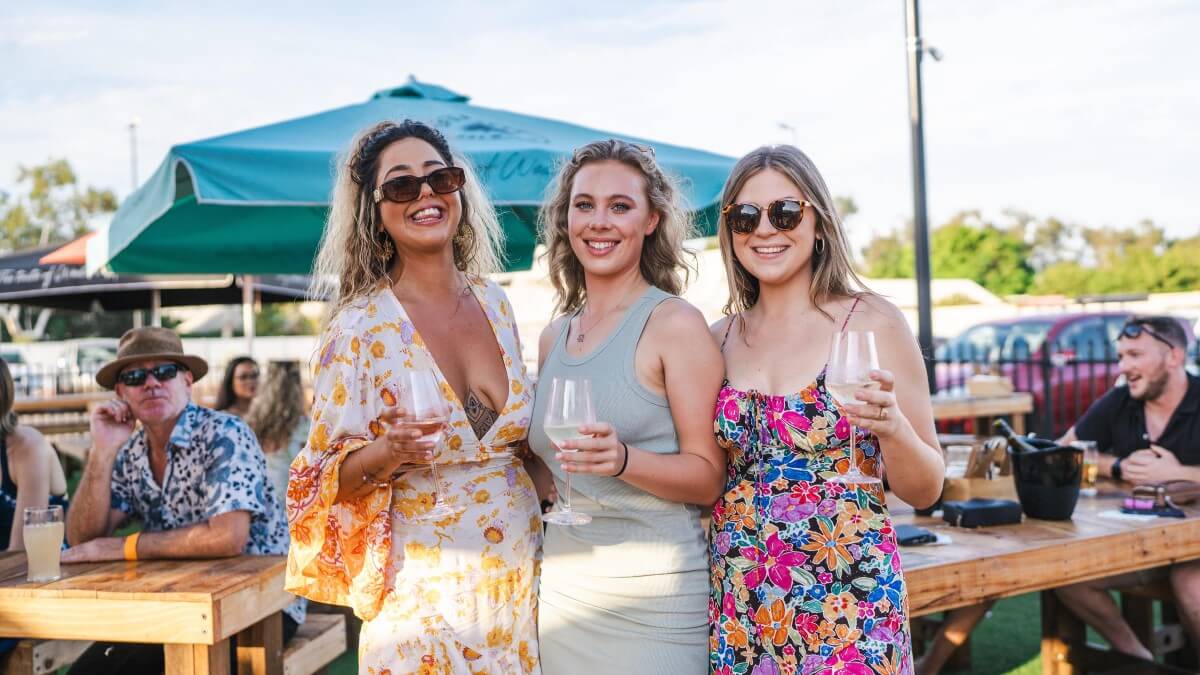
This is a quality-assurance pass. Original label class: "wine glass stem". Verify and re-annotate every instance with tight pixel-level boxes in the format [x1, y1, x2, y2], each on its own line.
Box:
[561, 470, 574, 512]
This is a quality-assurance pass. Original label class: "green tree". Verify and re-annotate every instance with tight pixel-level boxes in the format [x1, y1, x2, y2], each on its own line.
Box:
[931, 212, 1034, 296]
[1, 159, 118, 251]
[861, 227, 914, 278]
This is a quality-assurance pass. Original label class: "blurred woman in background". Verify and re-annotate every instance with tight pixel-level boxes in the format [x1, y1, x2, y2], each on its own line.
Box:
[245, 360, 309, 500]
[0, 358, 68, 551]
[214, 356, 259, 416]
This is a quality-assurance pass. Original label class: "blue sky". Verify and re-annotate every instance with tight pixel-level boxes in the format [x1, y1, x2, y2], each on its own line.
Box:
[2, 0, 1197, 253]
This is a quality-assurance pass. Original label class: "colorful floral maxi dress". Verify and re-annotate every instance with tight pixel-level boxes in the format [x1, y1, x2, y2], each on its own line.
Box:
[709, 372, 913, 675]
[286, 278, 542, 674]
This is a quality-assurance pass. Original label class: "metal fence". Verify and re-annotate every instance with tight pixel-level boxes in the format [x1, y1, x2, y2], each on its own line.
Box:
[933, 344, 1199, 439]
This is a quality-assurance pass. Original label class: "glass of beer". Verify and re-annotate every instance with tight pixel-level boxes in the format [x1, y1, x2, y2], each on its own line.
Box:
[23, 505, 64, 582]
[1071, 440, 1099, 497]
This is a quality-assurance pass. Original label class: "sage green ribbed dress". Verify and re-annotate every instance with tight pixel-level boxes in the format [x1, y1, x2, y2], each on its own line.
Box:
[529, 286, 709, 674]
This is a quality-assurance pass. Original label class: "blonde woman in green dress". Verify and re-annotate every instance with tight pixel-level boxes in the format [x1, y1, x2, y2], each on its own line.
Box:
[527, 140, 727, 674]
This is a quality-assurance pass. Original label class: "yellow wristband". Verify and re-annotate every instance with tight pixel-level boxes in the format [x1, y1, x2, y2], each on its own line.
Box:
[123, 532, 141, 561]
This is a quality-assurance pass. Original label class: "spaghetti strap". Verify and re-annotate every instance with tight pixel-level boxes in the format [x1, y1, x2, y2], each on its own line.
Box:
[839, 297, 862, 332]
[720, 316, 736, 352]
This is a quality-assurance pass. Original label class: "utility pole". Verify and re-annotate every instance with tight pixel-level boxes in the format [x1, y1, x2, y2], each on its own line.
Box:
[128, 117, 140, 191]
[905, 0, 940, 393]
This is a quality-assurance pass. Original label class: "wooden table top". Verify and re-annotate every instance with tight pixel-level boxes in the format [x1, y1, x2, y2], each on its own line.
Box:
[13, 391, 111, 414]
[0, 554, 291, 644]
[897, 485, 1200, 617]
[929, 391, 1034, 420]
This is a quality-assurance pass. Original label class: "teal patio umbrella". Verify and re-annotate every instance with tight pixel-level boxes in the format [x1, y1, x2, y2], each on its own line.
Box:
[89, 77, 734, 275]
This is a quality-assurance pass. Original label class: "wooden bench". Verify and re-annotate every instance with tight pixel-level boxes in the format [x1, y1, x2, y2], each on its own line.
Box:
[283, 613, 347, 675]
[0, 614, 346, 675]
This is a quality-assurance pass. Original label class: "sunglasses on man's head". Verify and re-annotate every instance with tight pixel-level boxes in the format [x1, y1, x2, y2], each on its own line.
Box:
[722, 199, 811, 235]
[118, 363, 188, 387]
[1118, 321, 1178, 349]
[372, 167, 465, 204]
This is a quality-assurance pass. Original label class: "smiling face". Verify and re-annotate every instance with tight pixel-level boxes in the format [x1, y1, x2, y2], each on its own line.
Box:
[1118, 332, 1183, 401]
[115, 358, 193, 426]
[375, 137, 463, 264]
[728, 168, 820, 288]
[566, 160, 660, 280]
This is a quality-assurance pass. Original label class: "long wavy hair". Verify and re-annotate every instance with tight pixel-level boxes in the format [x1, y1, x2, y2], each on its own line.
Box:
[244, 361, 304, 453]
[718, 145, 868, 324]
[0, 359, 17, 437]
[539, 139, 696, 315]
[214, 356, 257, 412]
[311, 119, 505, 319]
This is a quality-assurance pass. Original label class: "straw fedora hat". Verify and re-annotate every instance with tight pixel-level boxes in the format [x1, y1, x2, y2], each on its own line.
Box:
[95, 327, 209, 389]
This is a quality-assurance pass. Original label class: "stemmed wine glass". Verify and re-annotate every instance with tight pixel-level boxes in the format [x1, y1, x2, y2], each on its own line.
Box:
[399, 369, 461, 519]
[541, 377, 595, 526]
[826, 331, 883, 485]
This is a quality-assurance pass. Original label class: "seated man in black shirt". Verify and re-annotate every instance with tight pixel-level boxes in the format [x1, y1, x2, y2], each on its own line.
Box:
[1056, 315, 1199, 662]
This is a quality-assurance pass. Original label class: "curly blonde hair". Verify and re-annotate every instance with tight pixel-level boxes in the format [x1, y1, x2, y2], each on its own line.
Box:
[718, 145, 868, 324]
[244, 361, 304, 453]
[539, 139, 696, 315]
[311, 120, 505, 319]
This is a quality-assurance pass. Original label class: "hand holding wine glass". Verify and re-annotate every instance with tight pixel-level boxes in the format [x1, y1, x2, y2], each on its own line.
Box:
[397, 369, 460, 520]
[542, 377, 595, 526]
[827, 331, 885, 484]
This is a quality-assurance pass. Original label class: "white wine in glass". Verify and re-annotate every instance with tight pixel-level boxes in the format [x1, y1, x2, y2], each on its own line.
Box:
[398, 369, 460, 520]
[827, 330, 883, 485]
[542, 377, 594, 526]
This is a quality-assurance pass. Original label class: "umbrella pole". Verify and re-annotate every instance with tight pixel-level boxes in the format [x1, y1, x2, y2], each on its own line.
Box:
[242, 275, 255, 355]
[151, 289, 162, 327]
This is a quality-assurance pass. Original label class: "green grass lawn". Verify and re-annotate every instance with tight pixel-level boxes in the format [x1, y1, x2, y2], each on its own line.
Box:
[324, 593, 1053, 675]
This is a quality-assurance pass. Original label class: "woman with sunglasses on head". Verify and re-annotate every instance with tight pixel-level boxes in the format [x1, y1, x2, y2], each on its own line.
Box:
[286, 120, 541, 673]
[527, 140, 726, 674]
[708, 146, 942, 675]
[214, 356, 259, 417]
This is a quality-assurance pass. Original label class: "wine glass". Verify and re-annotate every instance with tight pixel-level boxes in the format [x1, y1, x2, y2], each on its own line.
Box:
[398, 369, 460, 520]
[541, 377, 595, 526]
[826, 331, 883, 484]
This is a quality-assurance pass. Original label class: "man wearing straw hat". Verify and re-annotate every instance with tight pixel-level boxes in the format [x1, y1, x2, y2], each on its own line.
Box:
[62, 327, 304, 674]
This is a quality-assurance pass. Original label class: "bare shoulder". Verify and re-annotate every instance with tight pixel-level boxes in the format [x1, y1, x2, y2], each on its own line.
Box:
[648, 297, 710, 339]
[709, 314, 734, 343]
[847, 293, 910, 337]
[6, 425, 50, 462]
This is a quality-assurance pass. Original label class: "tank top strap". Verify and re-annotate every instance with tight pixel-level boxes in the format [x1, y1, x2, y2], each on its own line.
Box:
[839, 296, 863, 332]
[618, 287, 673, 403]
[720, 316, 736, 353]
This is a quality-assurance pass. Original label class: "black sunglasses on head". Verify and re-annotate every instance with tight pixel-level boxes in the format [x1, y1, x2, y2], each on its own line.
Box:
[722, 199, 812, 235]
[118, 363, 188, 387]
[1118, 321, 1178, 349]
[372, 167, 465, 204]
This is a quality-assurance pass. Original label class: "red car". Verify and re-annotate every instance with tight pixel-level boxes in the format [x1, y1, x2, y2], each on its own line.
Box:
[935, 312, 1198, 437]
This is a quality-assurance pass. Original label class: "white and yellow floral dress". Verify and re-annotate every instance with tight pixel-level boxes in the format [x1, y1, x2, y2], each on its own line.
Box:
[286, 277, 541, 675]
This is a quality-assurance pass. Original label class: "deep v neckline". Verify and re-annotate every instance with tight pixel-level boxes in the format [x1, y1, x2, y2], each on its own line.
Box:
[386, 280, 514, 443]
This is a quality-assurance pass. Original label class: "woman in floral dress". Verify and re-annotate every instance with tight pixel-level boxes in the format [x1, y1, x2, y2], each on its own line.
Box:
[708, 146, 944, 675]
[286, 120, 541, 674]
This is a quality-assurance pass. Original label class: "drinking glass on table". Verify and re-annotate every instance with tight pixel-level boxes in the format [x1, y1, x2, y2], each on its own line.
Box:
[398, 369, 460, 520]
[24, 505, 63, 582]
[542, 377, 595, 526]
[944, 444, 974, 479]
[827, 330, 883, 485]
[1071, 440, 1099, 497]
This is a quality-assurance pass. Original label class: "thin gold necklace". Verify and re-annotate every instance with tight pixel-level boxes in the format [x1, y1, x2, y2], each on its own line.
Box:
[575, 285, 642, 343]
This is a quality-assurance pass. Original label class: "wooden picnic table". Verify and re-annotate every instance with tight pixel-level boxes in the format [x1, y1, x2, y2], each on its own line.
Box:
[930, 391, 1034, 435]
[897, 484, 1200, 672]
[0, 553, 292, 675]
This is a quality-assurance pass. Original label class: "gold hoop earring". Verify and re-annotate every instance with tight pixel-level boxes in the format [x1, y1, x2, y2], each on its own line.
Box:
[814, 238, 825, 255]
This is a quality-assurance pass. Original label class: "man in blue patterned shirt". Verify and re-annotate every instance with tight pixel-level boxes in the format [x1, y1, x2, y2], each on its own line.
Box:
[63, 327, 304, 674]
